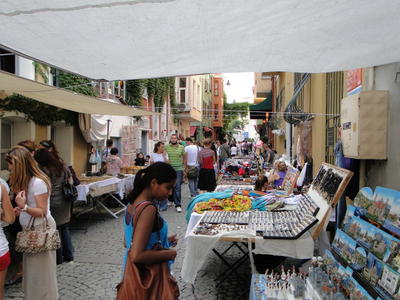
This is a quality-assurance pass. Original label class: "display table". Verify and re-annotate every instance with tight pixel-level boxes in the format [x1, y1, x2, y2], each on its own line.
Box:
[75, 174, 134, 218]
[181, 212, 314, 284]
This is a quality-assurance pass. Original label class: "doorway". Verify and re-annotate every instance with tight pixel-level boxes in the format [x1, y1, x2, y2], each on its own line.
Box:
[141, 131, 147, 155]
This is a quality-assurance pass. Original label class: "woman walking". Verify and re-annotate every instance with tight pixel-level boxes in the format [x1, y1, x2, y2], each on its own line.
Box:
[7, 146, 58, 300]
[150, 142, 169, 211]
[119, 162, 179, 299]
[197, 139, 217, 192]
[34, 148, 74, 265]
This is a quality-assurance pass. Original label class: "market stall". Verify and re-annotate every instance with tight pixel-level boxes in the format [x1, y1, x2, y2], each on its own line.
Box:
[181, 163, 353, 289]
[75, 174, 134, 218]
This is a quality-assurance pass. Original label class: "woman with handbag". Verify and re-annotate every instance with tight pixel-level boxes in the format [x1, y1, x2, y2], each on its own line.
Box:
[117, 162, 179, 300]
[7, 146, 59, 300]
[34, 148, 75, 265]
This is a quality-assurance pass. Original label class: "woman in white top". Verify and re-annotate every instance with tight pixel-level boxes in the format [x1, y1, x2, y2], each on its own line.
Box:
[150, 142, 169, 164]
[0, 179, 15, 299]
[231, 144, 238, 157]
[7, 146, 58, 300]
[150, 142, 169, 211]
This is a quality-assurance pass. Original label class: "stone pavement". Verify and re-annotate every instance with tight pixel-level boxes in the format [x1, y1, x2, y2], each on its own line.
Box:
[5, 184, 251, 300]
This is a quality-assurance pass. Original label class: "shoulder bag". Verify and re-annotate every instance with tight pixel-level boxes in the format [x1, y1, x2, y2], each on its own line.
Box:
[186, 147, 199, 179]
[116, 201, 179, 300]
[63, 168, 78, 202]
[15, 216, 61, 254]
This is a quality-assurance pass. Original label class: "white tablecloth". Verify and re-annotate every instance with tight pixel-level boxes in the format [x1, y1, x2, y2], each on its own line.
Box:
[76, 175, 135, 203]
[181, 212, 314, 283]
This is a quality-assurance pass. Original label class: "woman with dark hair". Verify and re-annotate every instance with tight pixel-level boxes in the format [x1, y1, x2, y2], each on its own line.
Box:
[134, 152, 146, 166]
[121, 162, 179, 298]
[40, 140, 80, 186]
[197, 139, 217, 192]
[150, 142, 169, 211]
[34, 148, 74, 265]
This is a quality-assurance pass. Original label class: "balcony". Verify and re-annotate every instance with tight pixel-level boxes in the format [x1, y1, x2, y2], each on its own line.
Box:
[174, 103, 202, 122]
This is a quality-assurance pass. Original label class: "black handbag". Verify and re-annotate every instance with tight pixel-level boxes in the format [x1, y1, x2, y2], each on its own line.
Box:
[63, 169, 78, 202]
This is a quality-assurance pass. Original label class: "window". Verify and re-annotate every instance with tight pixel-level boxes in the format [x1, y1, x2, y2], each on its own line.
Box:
[214, 82, 219, 96]
[179, 77, 187, 104]
[197, 84, 200, 108]
[179, 78, 186, 88]
[1, 121, 12, 170]
[179, 89, 186, 104]
[214, 104, 219, 120]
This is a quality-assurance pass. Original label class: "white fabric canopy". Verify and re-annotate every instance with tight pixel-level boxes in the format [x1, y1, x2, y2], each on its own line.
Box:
[0, 70, 153, 116]
[1, 0, 400, 80]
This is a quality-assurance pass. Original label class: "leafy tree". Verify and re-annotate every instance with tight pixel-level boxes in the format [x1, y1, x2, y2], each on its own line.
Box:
[222, 95, 249, 137]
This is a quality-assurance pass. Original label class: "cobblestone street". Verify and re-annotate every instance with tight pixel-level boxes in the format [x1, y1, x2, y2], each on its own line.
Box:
[5, 184, 250, 300]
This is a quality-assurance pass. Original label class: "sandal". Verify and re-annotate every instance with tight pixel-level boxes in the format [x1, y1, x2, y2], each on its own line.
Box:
[5, 273, 22, 286]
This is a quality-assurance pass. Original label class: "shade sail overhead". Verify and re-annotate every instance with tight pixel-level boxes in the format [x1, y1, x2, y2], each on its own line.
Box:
[1, 0, 400, 80]
[0, 71, 153, 116]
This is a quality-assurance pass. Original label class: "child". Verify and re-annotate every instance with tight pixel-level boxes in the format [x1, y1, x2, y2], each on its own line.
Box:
[106, 147, 123, 176]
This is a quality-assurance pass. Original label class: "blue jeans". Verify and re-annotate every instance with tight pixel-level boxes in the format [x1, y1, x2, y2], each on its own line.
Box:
[158, 198, 168, 211]
[188, 167, 199, 197]
[56, 223, 74, 264]
[173, 170, 183, 207]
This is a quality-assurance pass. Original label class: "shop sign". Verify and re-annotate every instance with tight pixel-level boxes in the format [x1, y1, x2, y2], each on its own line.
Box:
[346, 69, 362, 95]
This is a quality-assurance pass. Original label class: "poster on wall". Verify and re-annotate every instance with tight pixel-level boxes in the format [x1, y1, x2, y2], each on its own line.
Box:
[121, 125, 137, 166]
[346, 69, 362, 95]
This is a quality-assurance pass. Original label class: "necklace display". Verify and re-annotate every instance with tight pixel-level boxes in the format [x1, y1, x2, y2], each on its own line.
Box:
[193, 196, 319, 239]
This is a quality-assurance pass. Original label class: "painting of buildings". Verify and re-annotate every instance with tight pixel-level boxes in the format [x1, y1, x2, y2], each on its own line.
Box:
[383, 190, 400, 236]
[363, 253, 384, 285]
[332, 229, 357, 264]
[379, 265, 400, 295]
[354, 187, 374, 216]
[352, 247, 367, 271]
[366, 186, 396, 224]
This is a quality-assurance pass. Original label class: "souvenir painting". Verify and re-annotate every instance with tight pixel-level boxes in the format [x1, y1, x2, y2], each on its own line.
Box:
[384, 236, 400, 272]
[363, 252, 384, 285]
[352, 246, 368, 271]
[348, 277, 375, 300]
[323, 249, 340, 275]
[366, 186, 396, 224]
[383, 190, 400, 237]
[342, 205, 360, 232]
[345, 217, 375, 250]
[378, 265, 400, 296]
[371, 226, 399, 262]
[332, 229, 357, 265]
[353, 187, 374, 217]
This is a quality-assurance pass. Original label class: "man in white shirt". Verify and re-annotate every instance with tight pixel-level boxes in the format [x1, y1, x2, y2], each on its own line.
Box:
[184, 138, 200, 197]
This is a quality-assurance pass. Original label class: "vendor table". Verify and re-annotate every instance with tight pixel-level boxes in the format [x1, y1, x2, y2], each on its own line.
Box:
[181, 212, 314, 284]
[75, 174, 134, 218]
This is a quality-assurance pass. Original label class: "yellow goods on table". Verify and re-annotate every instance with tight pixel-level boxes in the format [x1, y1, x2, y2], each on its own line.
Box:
[194, 195, 252, 214]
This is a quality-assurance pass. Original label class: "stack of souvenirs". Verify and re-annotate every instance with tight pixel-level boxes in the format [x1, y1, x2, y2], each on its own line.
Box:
[218, 158, 258, 185]
[321, 186, 400, 299]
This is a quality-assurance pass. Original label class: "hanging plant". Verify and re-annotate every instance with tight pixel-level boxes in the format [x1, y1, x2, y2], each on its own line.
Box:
[0, 94, 77, 126]
[33, 62, 49, 84]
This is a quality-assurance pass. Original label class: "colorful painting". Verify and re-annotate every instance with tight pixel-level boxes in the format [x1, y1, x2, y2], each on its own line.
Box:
[348, 277, 375, 300]
[383, 190, 400, 236]
[332, 229, 357, 264]
[352, 247, 367, 271]
[367, 187, 397, 224]
[371, 227, 400, 262]
[342, 205, 359, 230]
[323, 250, 341, 275]
[378, 265, 400, 296]
[363, 252, 384, 285]
[353, 187, 374, 218]
[344, 217, 376, 250]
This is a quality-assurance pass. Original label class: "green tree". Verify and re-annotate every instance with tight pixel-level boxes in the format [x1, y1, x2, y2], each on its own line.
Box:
[222, 94, 249, 138]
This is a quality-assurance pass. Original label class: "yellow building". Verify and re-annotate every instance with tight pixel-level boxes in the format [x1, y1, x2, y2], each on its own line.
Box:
[270, 72, 345, 175]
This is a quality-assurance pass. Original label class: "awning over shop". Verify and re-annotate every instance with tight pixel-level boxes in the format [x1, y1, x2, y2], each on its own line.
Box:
[250, 97, 272, 120]
[1, 1, 400, 80]
[0, 71, 153, 116]
[189, 126, 197, 136]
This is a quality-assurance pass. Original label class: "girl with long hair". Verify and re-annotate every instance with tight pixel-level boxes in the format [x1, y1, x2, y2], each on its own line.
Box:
[122, 162, 178, 297]
[7, 146, 58, 300]
[34, 148, 75, 265]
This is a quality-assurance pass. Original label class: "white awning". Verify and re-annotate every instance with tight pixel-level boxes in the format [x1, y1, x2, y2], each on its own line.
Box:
[1, 0, 400, 80]
[0, 70, 153, 116]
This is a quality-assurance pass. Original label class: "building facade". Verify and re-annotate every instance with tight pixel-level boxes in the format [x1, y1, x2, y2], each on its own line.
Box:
[211, 74, 224, 139]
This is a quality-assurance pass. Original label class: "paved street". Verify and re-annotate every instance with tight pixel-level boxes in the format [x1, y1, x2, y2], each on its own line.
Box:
[5, 184, 250, 300]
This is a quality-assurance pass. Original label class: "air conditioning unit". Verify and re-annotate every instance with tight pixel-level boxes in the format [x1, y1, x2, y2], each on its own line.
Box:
[177, 103, 190, 112]
[341, 91, 388, 159]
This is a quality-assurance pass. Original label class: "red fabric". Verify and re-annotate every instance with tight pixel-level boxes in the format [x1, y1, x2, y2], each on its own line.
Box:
[200, 148, 214, 169]
[0, 251, 10, 271]
[189, 126, 197, 136]
[238, 168, 245, 175]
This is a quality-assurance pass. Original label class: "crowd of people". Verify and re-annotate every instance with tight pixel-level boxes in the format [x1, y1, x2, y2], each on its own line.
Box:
[0, 140, 80, 300]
